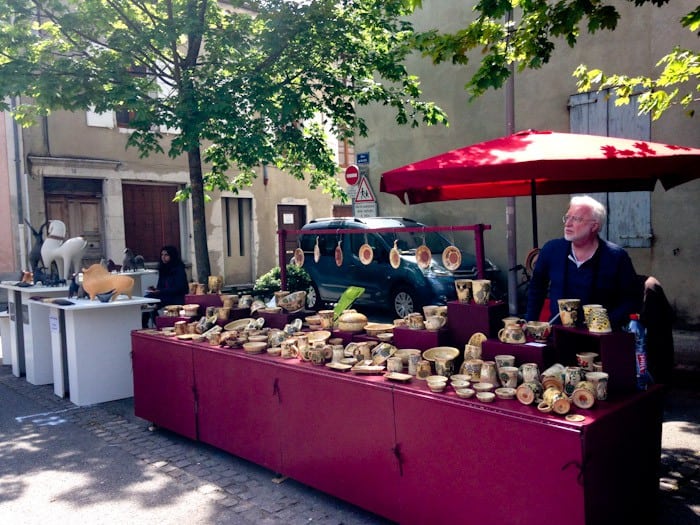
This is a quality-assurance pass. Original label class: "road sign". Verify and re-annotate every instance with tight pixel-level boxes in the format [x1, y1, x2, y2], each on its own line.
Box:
[357, 152, 370, 164]
[345, 164, 360, 185]
[354, 177, 376, 203]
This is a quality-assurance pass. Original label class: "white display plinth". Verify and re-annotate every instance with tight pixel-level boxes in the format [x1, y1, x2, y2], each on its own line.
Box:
[36, 296, 158, 406]
[0, 282, 70, 383]
[0, 311, 11, 366]
[117, 269, 158, 296]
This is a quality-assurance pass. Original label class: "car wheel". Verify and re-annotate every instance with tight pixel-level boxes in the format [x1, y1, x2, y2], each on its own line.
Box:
[306, 281, 322, 311]
[392, 285, 417, 318]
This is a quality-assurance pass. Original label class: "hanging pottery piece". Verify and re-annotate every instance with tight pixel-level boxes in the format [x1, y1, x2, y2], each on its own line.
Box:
[293, 247, 305, 266]
[390, 240, 401, 269]
[314, 236, 321, 263]
[335, 240, 343, 267]
[442, 245, 462, 271]
[416, 244, 432, 270]
[359, 243, 374, 265]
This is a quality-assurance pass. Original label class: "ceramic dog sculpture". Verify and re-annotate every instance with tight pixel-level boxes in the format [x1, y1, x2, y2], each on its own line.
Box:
[40, 219, 87, 280]
[81, 263, 134, 301]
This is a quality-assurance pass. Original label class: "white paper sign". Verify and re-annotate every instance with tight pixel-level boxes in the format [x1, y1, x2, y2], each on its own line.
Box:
[283, 213, 294, 224]
[49, 315, 59, 333]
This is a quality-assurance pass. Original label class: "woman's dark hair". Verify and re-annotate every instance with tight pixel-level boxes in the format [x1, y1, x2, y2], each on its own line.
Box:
[158, 245, 182, 270]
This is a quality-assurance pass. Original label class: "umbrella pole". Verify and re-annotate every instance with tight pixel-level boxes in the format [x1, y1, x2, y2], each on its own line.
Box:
[505, 14, 518, 315]
[531, 180, 538, 248]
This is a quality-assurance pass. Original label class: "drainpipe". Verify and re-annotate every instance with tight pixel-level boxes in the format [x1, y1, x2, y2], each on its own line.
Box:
[9, 97, 27, 270]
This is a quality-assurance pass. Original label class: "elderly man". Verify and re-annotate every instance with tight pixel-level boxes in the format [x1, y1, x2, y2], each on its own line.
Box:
[526, 195, 642, 329]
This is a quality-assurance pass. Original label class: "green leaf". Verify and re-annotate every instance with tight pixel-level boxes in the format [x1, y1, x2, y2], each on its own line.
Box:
[333, 286, 366, 322]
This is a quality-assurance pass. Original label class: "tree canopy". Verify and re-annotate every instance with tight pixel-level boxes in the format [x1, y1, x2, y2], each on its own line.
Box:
[408, 0, 699, 119]
[0, 0, 446, 281]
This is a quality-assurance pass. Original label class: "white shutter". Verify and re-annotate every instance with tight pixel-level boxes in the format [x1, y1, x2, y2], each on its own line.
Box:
[568, 89, 652, 248]
[86, 107, 114, 128]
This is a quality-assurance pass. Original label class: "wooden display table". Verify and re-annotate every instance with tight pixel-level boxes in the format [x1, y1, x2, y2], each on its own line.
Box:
[481, 339, 555, 368]
[392, 326, 452, 350]
[155, 306, 251, 330]
[184, 293, 222, 314]
[446, 300, 509, 345]
[0, 282, 70, 383]
[257, 309, 309, 329]
[132, 331, 664, 525]
[553, 326, 636, 393]
[35, 296, 157, 405]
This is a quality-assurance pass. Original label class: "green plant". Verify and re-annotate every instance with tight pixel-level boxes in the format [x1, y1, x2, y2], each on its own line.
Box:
[253, 265, 311, 300]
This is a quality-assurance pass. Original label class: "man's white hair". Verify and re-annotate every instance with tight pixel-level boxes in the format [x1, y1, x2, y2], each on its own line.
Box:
[570, 195, 606, 226]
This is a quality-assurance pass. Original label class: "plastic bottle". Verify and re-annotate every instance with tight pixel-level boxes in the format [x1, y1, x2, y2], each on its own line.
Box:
[627, 313, 653, 390]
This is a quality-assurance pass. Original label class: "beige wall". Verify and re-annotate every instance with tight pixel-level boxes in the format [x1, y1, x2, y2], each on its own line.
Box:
[357, 0, 700, 325]
[0, 111, 19, 273]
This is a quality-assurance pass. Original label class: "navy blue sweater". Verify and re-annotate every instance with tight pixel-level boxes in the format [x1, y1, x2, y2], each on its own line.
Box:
[525, 237, 642, 329]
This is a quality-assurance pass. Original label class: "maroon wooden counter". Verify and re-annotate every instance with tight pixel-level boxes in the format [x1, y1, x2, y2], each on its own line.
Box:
[131, 331, 664, 525]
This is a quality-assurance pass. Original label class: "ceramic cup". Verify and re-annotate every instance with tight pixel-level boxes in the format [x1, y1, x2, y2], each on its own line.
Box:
[498, 366, 520, 388]
[472, 279, 491, 305]
[494, 354, 516, 370]
[387, 356, 403, 373]
[557, 298, 581, 327]
[520, 362, 540, 383]
[423, 305, 440, 318]
[588, 307, 612, 333]
[434, 358, 454, 378]
[463, 343, 482, 361]
[406, 313, 425, 330]
[582, 304, 603, 326]
[564, 366, 584, 395]
[463, 358, 484, 381]
[280, 339, 298, 359]
[576, 352, 599, 371]
[585, 371, 609, 400]
[479, 361, 498, 385]
[455, 279, 473, 303]
[571, 381, 596, 409]
[408, 353, 422, 375]
[592, 361, 604, 373]
[416, 359, 432, 379]
[318, 310, 335, 330]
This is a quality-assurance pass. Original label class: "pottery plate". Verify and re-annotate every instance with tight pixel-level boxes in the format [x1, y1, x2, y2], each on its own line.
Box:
[335, 243, 343, 267]
[390, 240, 401, 269]
[384, 372, 412, 383]
[224, 318, 255, 331]
[351, 364, 385, 374]
[441, 246, 462, 271]
[422, 346, 460, 362]
[359, 243, 374, 265]
[495, 387, 517, 399]
[416, 245, 432, 270]
[326, 362, 352, 372]
[293, 247, 305, 266]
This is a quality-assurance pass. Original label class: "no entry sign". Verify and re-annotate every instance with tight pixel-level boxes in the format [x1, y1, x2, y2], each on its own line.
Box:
[345, 164, 360, 185]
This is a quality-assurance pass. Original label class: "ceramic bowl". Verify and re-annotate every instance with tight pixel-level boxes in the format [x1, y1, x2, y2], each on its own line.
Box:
[451, 380, 471, 389]
[307, 330, 332, 345]
[364, 322, 394, 336]
[476, 392, 496, 403]
[422, 346, 460, 362]
[376, 333, 394, 343]
[426, 375, 449, 384]
[428, 382, 446, 393]
[278, 291, 306, 313]
[267, 347, 282, 357]
[455, 388, 475, 399]
[494, 387, 517, 400]
[473, 382, 495, 392]
[394, 348, 421, 365]
[242, 341, 267, 354]
[449, 374, 471, 383]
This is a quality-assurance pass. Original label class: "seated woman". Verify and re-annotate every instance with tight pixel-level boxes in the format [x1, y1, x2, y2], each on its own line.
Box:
[142, 245, 189, 328]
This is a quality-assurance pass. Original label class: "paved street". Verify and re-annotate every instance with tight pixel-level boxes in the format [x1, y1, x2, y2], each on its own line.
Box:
[0, 332, 698, 524]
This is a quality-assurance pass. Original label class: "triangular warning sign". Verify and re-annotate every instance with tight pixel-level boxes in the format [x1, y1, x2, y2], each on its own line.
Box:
[354, 176, 376, 203]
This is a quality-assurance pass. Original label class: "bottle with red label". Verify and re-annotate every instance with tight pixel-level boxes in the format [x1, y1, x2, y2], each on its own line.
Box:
[626, 313, 653, 390]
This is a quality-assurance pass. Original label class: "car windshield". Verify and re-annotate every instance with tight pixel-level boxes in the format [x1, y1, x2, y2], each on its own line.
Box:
[379, 230, 451, 253]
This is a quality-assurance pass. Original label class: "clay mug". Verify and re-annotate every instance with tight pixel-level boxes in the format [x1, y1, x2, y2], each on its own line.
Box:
[351, 342, 372, 362]
[543, 386, 567, 407]
[585, 371, 609, 400]
[498, 323, 526, 344]
[588, 308, 612, 333]
[454, 279, 473, 303]
[408, 353, 422, 375]
[424, 315, 447, 331]
[280, 339, 299, 359]
[216, 307, 231, 321]
[471, 279, 491, 305]
[520, 362, 540, 383]
[416, 359, 432, 379]
[434, 357, 454, 378]
[195, 283, 206, 295]
[525, 321, 551, 342]
[463, 358, 484, 381]
[494, 354, 516, 370]
[576, 352, 599, 371]
[571, 381, 596, 409]
[542, 363, 566, 384]
[502, 316, 525, 327]
[422, 305, 440, 318]
[557, 298, 581, 327]
[295, 334, 309, 353]
[406, 313, 425, 330]
[498, 366, 520, 388]
[331, 345, 345, 363]
[387, 356, 404, 373]
[309, 347, 329, 365]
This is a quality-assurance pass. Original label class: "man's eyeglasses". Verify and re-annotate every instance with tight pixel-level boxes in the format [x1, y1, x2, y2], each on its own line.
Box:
[562, 215, 596, 224]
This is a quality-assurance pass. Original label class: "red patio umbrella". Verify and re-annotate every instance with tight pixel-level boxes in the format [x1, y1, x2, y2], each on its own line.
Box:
[380, 129, 700, 246]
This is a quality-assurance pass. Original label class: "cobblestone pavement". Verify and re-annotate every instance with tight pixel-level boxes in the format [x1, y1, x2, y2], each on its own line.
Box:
[1, 353, 698, 524]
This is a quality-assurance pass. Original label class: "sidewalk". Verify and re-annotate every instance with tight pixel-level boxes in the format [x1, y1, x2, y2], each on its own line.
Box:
[0, 331, 698, 524]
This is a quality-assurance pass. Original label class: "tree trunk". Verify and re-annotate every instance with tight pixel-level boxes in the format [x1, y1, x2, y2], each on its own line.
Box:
[187, 146, 211, 284]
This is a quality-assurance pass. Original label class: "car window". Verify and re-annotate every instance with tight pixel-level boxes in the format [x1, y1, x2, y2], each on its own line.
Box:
[381, 230, 450, 252]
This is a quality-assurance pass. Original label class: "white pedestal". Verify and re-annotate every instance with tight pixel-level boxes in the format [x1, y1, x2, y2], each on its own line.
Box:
[38, 296, 157, 405]
[118, 269, 158, 296]
[0, 311, 11, 366]
[0, 282, 70, 383]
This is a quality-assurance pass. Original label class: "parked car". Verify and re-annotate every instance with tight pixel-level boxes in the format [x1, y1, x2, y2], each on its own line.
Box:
[298, 217, 500, 318]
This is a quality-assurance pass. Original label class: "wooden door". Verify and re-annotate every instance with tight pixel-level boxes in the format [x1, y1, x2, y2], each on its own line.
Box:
[277, 204, 307, 259]
[122, 184, 181, 262]
[45, 196, 102, 266]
